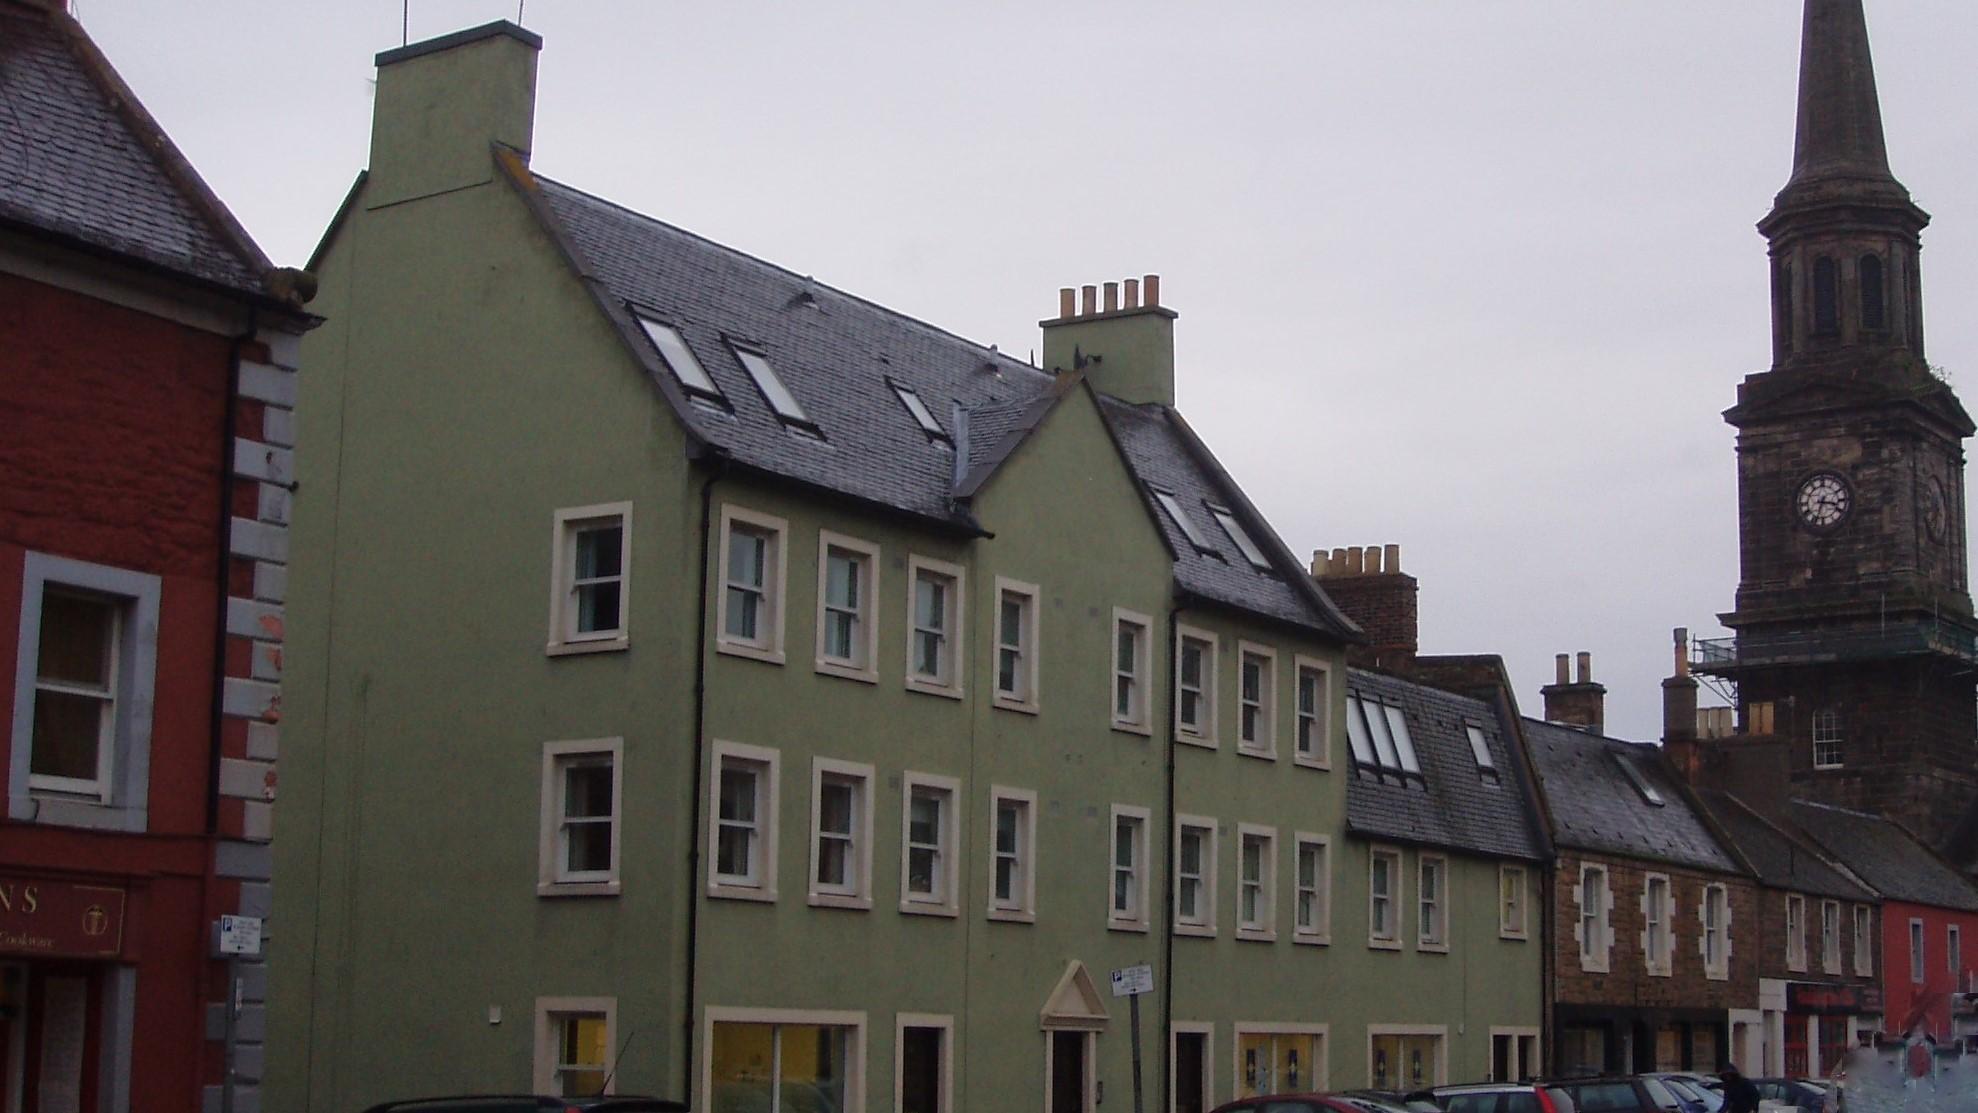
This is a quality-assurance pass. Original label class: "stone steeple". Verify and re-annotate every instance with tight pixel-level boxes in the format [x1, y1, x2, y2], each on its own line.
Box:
[1775, 0, 1904, 208]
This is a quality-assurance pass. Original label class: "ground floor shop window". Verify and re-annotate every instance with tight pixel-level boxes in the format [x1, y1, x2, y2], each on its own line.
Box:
[1368, 1027, 1443, 1090]
[1236, 1026, 1325, 1097]
[709, 1013, 860, 1113]
[1559, 1025, 1606, 1077]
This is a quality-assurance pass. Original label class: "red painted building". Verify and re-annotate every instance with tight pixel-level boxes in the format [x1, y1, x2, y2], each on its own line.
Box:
[0, 2, 313, 1109]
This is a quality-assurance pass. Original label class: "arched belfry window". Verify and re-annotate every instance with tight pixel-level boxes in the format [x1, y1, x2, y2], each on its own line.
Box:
[1813, 257, 1840, 337]
[1774, 260, 1794, 355]
[1860, 254, 1886, 332]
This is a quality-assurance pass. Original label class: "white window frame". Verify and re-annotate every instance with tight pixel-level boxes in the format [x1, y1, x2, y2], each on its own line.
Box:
[1169, 1022, 1214, 1113]
[1293, 833, 1331, 945]
[1292, 656, 1331, 770]
[1236, 824, 1278, 942]
[537, 738, 624, 897]
[1488, 1026, 1543, 1084]
[815, 531, 880, 683]
[534, 996, 617, 1096]
[546, 502, 632, 656]
[808, 757, 874, 910]
[991, 577, 1041, 714]
[894, 1013, 953, 1113]
[1109, 804, 1152, 933]
[1911, 918, 1926, 983]
[701, 1006, 867, 1113]
[1174, 625, 1219, 748]
[1785, 893, 1808, 972]
[1111, 608, 1153, 736]
[1417, 853, 1449, 952]
[9, 552, 160, 831]
[1369, 846, 1402, 950]
[987, 785, 1037, 922]
[900, 771, 961, 916]
[1854, 904, 1874, 977]
[1642, 873, 1674, 977]
[904, 556, 965, 699]
[1236, 643, 1278, 760]
[1174, 815, 1218, 937]
[716, 505, 788, 664]
[1821, 899, 1842, 975]
[1700, 882, 1731, 980]
[1577, 863, 1613, 973]
[1499, 865, 1529, 941]
[1366, 1024, 1449, 1090]
[1812, 709, 1844, 769]
[708, 740, 779, 902]
[1233, 1023, 1328, 1097]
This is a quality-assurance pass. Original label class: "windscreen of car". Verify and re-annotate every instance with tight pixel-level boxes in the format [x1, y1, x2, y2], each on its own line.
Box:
[1640, 1078, 1684, 1110]
[1563, 1082, 1645, 1112]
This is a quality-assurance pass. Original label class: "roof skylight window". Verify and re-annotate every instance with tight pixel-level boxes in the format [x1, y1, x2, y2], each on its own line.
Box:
[730, 344, 815, 430]
[1614, 751, 1666, 807]
[1346, 693, 1424, 782]
[1465, 724, 1497, 772]
[1209, 506, 1271, 569]
[1151, 489, 1214, 553]
[890, 380, 949, 442]
[634, 316, 723, 402]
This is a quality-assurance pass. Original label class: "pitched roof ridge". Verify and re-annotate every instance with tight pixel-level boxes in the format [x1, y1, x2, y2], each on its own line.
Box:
[532, 172, 1050, 383]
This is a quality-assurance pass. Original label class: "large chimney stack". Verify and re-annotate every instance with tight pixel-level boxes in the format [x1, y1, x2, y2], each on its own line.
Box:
[1539, 649, 1607, 733]
[1040, 274, 1177, 407]
[1662, 628, 1702, 782]
[1311, 544, 1417, 672]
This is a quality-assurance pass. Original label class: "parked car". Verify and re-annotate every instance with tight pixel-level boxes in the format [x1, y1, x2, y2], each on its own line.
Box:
[1639, 1074, 1723, 1113]
[1541, 1076, 1689, 1112]
[361, 1098, 688, 1113]
[1409, 1080, 1581, 1112]
[1746, 1078, 1829, 1111]
[1209, 1092, 1427, 1113]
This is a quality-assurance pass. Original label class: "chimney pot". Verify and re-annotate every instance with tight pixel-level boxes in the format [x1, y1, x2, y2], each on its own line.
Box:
[1365, 546, 1384, 575]
[1346, 546, 1364, 574]
[1104, 282, 1120, 313]
[1554, 654, 1571, 685]
[1673, 627, 1690, 678]
[1058, 288, 1076, 319]
[1310, 549, 1328, 577]
[1576, 651, 1592, 683]
[1384, 543, 1401, 573]
[1124, 278, 1140, 309]
[1143, 274, 1160, 307]
[1081, 285, 1098, 316]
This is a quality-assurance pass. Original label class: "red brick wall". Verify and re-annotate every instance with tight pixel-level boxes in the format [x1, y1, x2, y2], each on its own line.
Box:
[1552, 851, 1761, 1010]
[1317, 571, 1417, 670]
[1755, 888, 1880, 986]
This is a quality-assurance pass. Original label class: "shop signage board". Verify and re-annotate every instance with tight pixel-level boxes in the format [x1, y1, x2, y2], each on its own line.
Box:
[0, 876, 126, 959]
[1786, 982, 1884, 1015]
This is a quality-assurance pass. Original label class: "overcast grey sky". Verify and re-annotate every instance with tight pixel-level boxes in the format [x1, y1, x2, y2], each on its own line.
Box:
[72, 1, 1978, 740]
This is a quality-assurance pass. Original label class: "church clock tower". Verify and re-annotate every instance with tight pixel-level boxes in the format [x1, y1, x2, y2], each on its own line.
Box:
[1699, 0, 1978, 860]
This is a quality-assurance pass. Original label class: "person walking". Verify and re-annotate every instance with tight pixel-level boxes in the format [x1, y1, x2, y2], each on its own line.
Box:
[1720, 1064, 1761, 1113]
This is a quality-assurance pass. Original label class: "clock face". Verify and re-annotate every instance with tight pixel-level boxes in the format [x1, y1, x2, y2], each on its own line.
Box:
[1925, 477, 1948, 542]
[1796, 472, 1851, 529]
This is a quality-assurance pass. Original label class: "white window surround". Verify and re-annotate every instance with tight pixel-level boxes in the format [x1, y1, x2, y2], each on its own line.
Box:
[1699, 882, 1732, 981]
[1174, 814, 1218, 937]
[534, 996, 617, 1096]
[1109, 804, 1152, 933]
[1170, 1022, 1214, 1113]
[1576, 863, 1614, 973]
[537, 738, 624, 897]
[1417, 853, 1449, 953]
[9, 552, 159, 832]
[1487, 1027, 1543, 1084]
[900, 771, 961, 916]
[1234, 1023, 1329, 1096]
[1911, 918, 1926, 983]
[1369, 846, 1402, 951]
[1785, 893, 1808, 973]
[814, 531, 880, 683]
[701, 1006, 867, 1113]
[987, 785, 1038, 923]
[1854, 905, 1874, 977]
[991, 577, 1041, 714]
[808, 757, 875, 910]
[715, 504, 788, 664]
[1236, 823, 1278, 942]
[894, 1013, 953, 1113]
[1822, 899, 1842, 975]
[1293, 832, 1332, 945]
[1641, 873, 1674, 977]
[1174, 625, 1219, 748]
[546, 502, 632, 656]
[1111, 609, 1154, 736]
[708, 740, 779, 902]
[1236, 642, 1278, 760]
[1499, 865, 1529, 941]
[904, 555, 965, 699]
[1366, 1024, 1449, 1089]
[1292, 655, 1331, 770]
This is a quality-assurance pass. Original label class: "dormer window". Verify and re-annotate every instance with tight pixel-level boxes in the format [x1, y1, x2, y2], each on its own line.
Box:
[1208, 505, 1271, 570]
[731, 343, 818, 433]
[889, 380, 949, 443]
[1860, 254, 1887, 332]
[634, 315, 725, 404]
[1812, 256, 1840, 337]
[1151, 489, 1214, 554]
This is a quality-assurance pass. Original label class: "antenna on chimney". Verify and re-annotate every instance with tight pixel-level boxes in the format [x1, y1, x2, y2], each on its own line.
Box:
[402, 0, 409, 45]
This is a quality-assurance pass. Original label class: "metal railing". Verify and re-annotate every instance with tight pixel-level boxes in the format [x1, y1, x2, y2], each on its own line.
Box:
[1693, 619, 1978, 672]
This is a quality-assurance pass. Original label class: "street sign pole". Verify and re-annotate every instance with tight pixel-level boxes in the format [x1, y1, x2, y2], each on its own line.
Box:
[221, 953, 238, 1113]
[215, 914, 261, 1113]
[1129, 992, 1144, 1113]
[1110, 963, 1154, 1113]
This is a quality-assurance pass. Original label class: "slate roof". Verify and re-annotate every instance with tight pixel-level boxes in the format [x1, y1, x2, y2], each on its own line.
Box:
[1523, 718, 1740, 873]
[1788, 800, 1978, 912]
[1342, 669, 1546, 861]
[0, 1, 271, 295]
[1695, 790, 1871, 901]
[518, 166, 1356, 639]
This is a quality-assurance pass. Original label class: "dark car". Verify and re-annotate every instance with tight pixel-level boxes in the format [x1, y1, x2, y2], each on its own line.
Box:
[1542, 1077, 1690, 1112]
[1413, 1081, 1580, 1113]
[1745, 1079, 1829, 1111]
[361, 1098, 688, 1113]
[1210, 1092, 1425, 1113]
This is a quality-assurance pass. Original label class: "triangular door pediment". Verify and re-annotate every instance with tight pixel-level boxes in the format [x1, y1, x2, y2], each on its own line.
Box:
[1039, 960, 1110, 1031]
